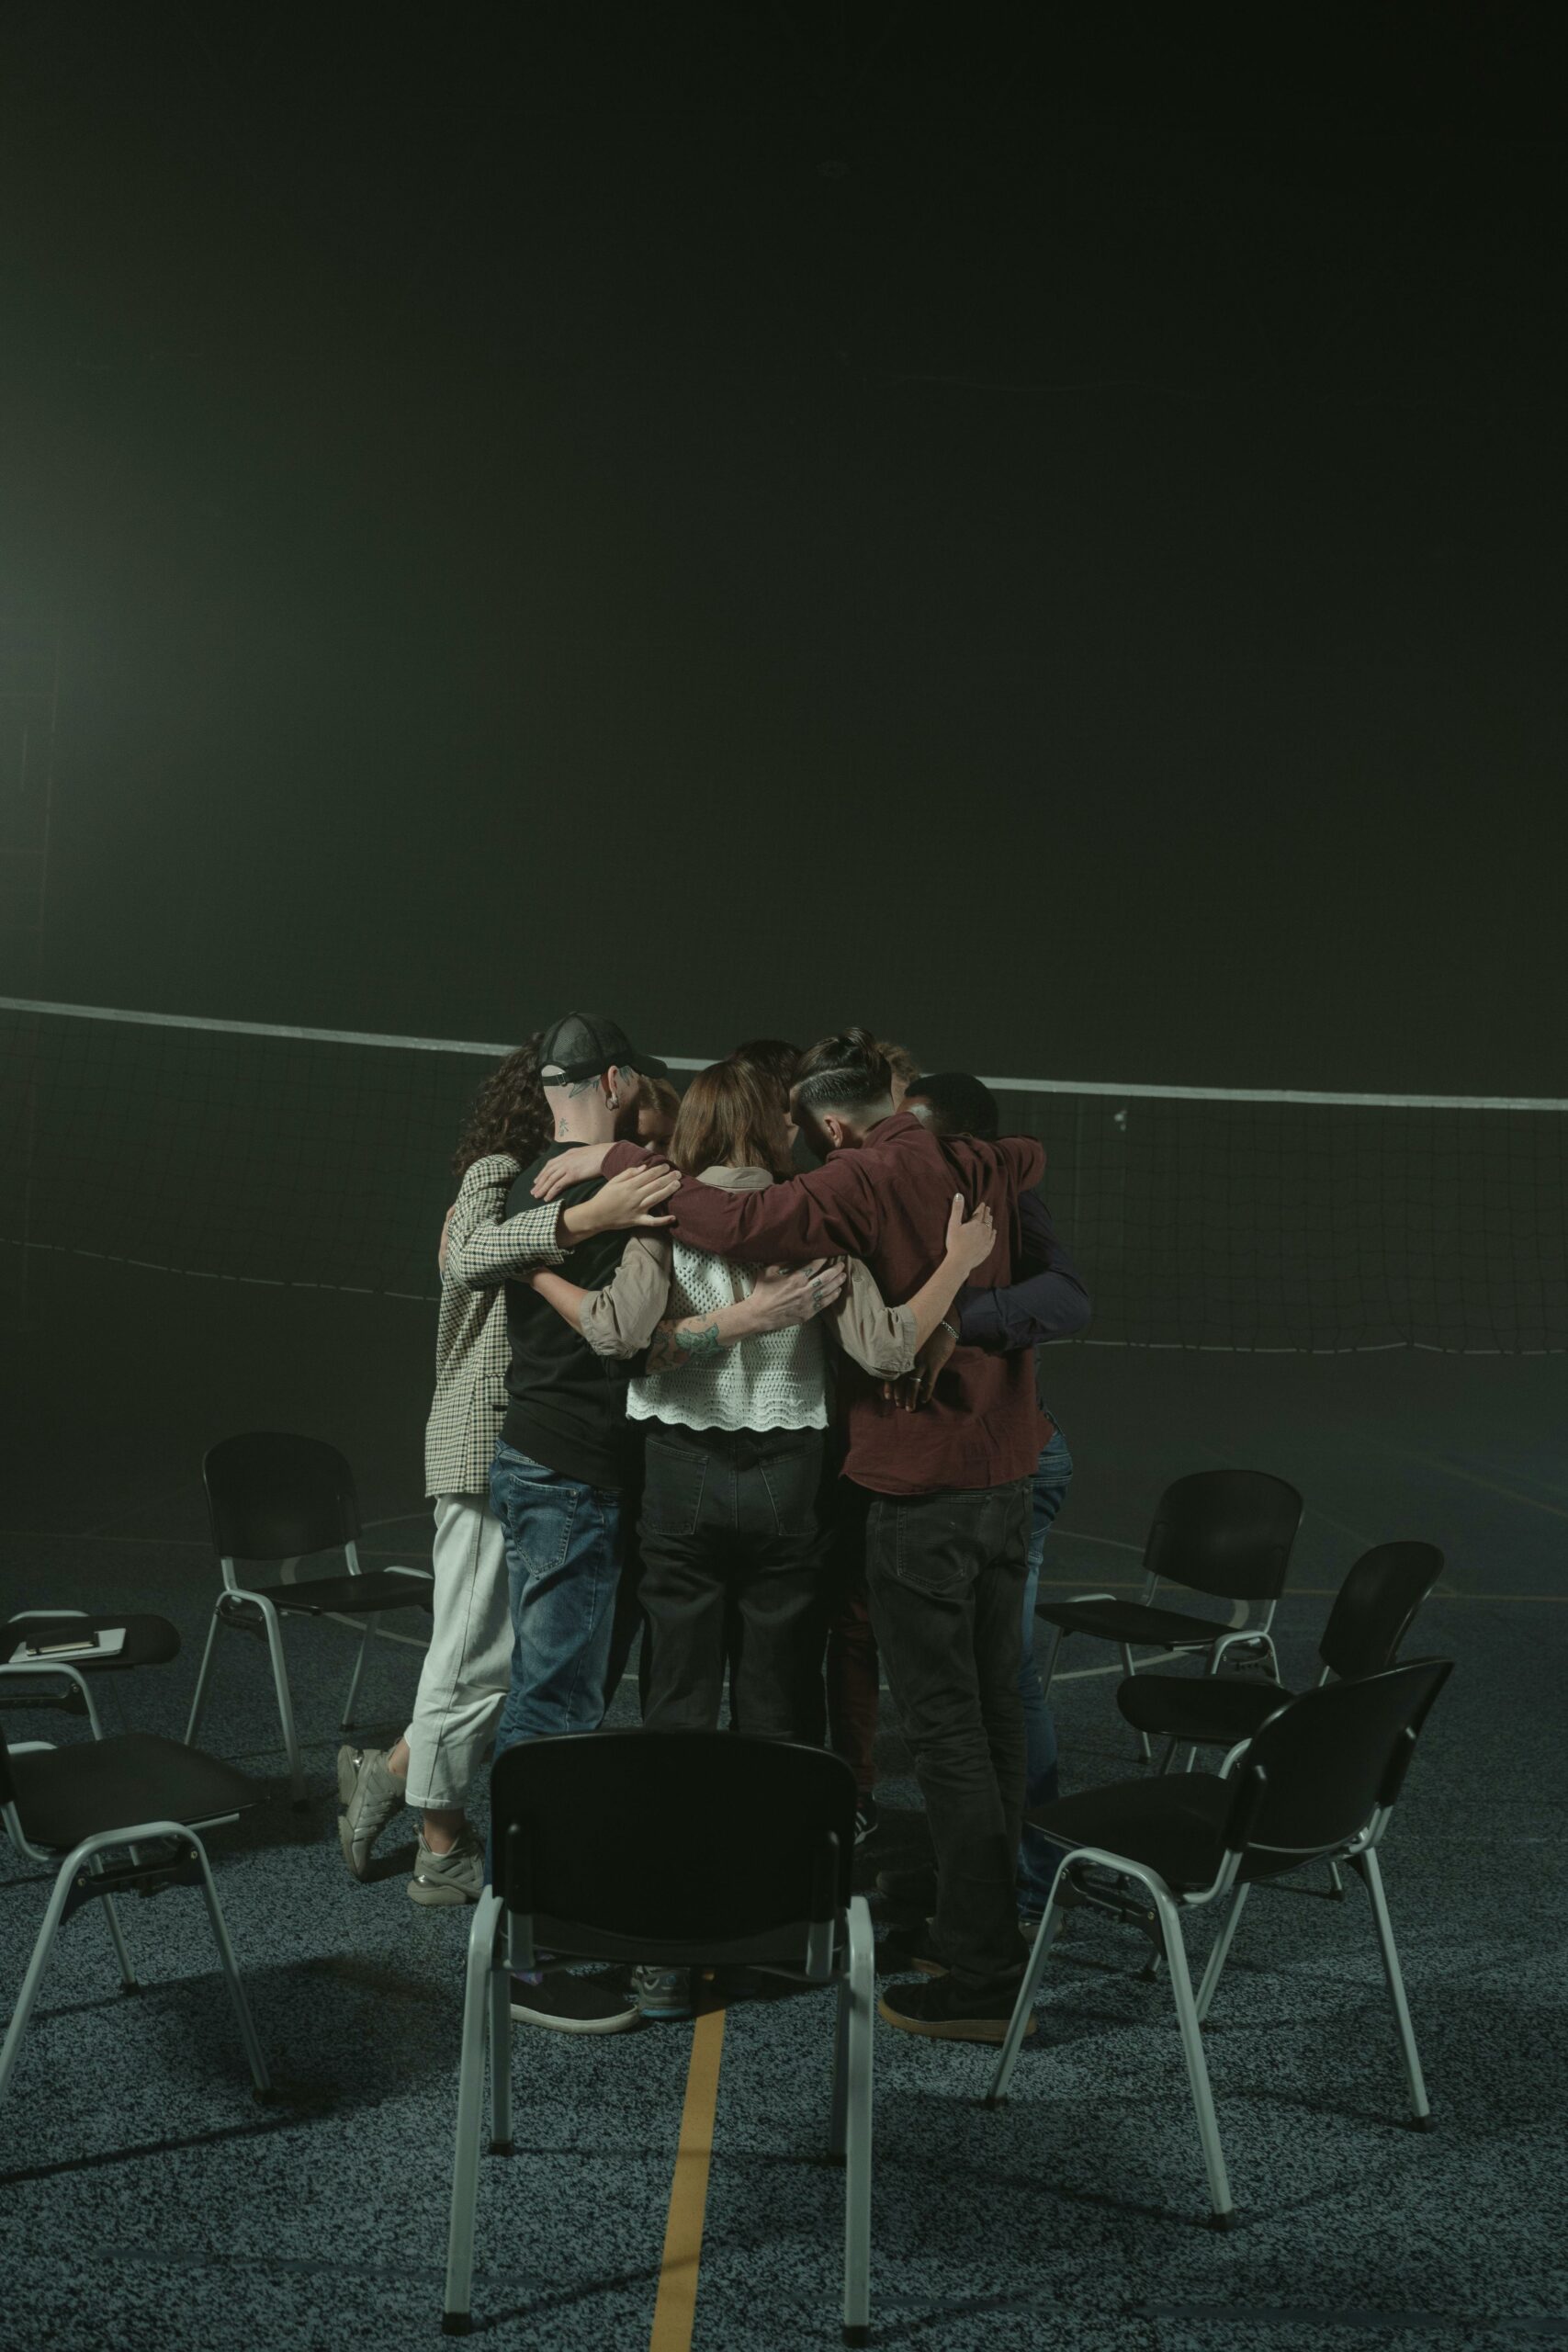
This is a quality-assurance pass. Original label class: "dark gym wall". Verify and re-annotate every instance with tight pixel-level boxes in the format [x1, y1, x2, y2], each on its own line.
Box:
[2, 6, 1563, 1093]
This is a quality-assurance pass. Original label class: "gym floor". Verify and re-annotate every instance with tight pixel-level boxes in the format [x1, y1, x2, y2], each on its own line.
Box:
[3, 1265, 1565, 2352]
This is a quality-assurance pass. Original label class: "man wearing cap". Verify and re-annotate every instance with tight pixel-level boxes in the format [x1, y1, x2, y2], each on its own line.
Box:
[488, 1012, 670, 2033]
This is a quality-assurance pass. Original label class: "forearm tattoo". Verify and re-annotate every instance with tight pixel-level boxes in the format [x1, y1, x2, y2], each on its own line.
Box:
[646, 1316, 725, 1375]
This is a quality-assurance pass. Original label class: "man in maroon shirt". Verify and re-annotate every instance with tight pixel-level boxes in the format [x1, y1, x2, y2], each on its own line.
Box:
[651, 1029, 1048, 2041]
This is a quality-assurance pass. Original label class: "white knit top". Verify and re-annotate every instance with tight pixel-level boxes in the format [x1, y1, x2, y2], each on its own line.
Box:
[627, 1238, 830, 1432]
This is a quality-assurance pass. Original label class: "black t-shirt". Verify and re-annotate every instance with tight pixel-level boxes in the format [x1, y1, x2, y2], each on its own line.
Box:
[499, 1149, 642, 1491]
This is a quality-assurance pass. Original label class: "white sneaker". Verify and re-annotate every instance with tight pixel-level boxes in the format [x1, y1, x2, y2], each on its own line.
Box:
[408, 1831, 485, 1907]
[510, 1971, 641, 2033]
[335, 1745, 406, 1880]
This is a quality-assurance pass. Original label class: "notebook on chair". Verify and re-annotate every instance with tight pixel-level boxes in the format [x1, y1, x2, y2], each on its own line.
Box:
[9, 1626, 127, 1662]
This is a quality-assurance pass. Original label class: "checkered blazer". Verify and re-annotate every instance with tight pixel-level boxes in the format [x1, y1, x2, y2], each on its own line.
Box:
[423, 1154, 567, 1498]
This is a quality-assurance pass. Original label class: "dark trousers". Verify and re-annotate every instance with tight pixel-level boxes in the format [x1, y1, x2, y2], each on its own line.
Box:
[824, 1476, 878, 1795]
[864, 1476, 1032, 1996]
[603, 1535, 651, 1717]
[638, 1422, 829, 1739]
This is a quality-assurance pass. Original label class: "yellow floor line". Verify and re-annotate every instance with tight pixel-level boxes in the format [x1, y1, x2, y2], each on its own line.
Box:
[649, 1999, 727, 2352]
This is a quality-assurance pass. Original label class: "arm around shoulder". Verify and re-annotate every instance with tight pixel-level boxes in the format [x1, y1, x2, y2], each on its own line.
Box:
[999, 1135, 1046, 1191]
[574, 1236, 673, 1358]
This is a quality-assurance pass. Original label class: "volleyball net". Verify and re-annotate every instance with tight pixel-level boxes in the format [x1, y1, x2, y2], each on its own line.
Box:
[2, 997, 1564, 1354]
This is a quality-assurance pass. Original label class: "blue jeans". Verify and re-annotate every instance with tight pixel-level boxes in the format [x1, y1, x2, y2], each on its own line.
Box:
[1018, 1423, 1073, 1911]
[489, 1442, 626, 1758]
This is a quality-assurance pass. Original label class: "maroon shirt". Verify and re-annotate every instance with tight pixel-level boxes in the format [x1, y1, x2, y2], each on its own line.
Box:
[607, 1114, 1049, 1496]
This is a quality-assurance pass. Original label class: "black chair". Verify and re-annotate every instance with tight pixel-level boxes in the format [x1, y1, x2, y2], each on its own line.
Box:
[3, 1608, 181, 1736]
[443, 1733, 874, 2346]
[0, 1706, 271, 2112]
[987, 1657, 1453, 2226]
[186, 1432, 434, 1804]
[1034, 1469, 1303, 1758]
[1117, 1540, 1444, 1775]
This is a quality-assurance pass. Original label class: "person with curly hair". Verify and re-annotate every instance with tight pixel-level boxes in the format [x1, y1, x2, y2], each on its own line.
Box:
[335, 1033, 680, 1907]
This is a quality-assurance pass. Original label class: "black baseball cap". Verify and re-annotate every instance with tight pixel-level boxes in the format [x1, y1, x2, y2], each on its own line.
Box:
[537, 1012, 669, 1085]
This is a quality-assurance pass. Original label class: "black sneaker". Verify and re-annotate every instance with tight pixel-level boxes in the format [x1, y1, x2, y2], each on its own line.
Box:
[878, 1973, 1036, 2045]
[510, 1969, 640, 2034]
[875, 1860, 938, 1915]
[853, 1795, 880, 1846]
[882, 1915, 949, 1978]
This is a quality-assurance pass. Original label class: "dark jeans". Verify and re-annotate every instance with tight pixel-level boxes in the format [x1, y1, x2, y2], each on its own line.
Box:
[487, 1439, 627, 1894]
[490, 1442, 626, 1748]
[638, 1421, 829, 1739]
[864, 1476, 1033, 1996]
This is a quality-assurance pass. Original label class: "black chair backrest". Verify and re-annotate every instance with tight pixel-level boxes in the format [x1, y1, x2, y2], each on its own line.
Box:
[1145, 1469, 1303, 1604]
[1227, 1657, 1452, 1869]
[1319, 1542, 1444, 1682]
[0, 1719, 15, 1812]
[204, 1432, 360, 1561]
[491, 1731, 856, 1971]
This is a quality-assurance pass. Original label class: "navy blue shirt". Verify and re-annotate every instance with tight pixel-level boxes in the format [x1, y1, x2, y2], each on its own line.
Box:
[957, 1193, 1090, 1414]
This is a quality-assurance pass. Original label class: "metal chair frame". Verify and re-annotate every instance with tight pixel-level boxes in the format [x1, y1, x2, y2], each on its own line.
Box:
[442, 1891, 875, 2341]
[3, 1611, 109, 1735]
[0, 1701, 271, 2112]
[1042, 1581, 1282, 1764]
[185, 1534, 431, 1805]
[987, 1682, 1445, 2227]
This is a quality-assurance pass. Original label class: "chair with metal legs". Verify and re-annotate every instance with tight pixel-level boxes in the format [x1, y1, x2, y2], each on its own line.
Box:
[1033, 1469, 1303, 1762]
[1116, 1540, 1445, 1782]
[443, 1732, 875, 2346]
[186, 1431, 434, 1805]
[0, 1708, 271, 2119]
[3, 1609, 182, 1738]
[985, 1657, 1453, 2226]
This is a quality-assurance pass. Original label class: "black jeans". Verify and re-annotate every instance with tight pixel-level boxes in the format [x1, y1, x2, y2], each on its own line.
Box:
[638, 1422, 829, 1740]
[864, 1476, 1032, 1996]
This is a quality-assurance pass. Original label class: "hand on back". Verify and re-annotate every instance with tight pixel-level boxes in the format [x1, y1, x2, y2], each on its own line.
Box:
[576, 1161, 681, 1235]
[885, 1321, 957, 1412]
[749, 1258, 848, 1332]
[531, 1141, 631, 1199]
[944, 1193, 996, 1275]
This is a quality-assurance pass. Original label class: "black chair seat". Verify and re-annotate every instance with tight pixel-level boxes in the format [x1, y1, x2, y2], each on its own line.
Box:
[4, 1614, 181, 1673]
[260, 1570, 433, 1617]
[1117, 1670, 1296, 1743]
[1028, 1772, 1236, 1891]
[7, 1733, 262, 1852]
[1034, 1595, 1235, 1650]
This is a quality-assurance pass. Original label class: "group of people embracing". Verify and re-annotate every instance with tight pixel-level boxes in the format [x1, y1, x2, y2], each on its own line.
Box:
[336, 1012, 1089, 2043]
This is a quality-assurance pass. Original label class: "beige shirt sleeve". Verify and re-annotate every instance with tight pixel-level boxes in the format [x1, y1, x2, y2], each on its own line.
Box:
[576, 1235, 673, 1358]
[832, 1257, 919, 1377]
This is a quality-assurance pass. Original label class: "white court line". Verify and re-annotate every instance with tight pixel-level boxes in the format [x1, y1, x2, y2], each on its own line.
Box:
[6, 996, 1566, 1109]
[1350, 1441, 1568, 1524]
